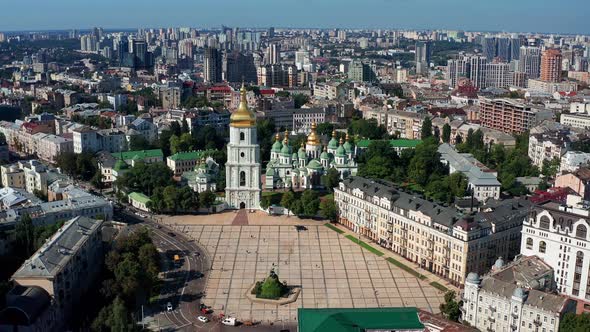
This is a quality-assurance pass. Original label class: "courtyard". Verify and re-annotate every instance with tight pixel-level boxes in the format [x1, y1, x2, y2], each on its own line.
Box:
[168, 221, 446, 325]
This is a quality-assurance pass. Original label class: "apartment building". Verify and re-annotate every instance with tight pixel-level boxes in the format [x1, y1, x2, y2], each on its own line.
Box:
[334, 177, 530, 285]
[1, 160, 49, 194]
[438, 143, 501, 201]
[462, 256, 575, 332]
[527, 131, 571, 168]
[36, 134, 74, 163]
[479, 97, 536, 134]
[520, 194, 590, 312]
[0, 216, 104, 331]
[386, 111, 426, 139]
[560, 151, 590, 174]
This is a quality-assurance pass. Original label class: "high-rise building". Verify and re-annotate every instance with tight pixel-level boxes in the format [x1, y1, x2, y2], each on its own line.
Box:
[224, 51, 257, 83]
[479, 97, 535, 134]
[204, 47, 222, 83]
[348, 60, 377, 82]
[225, 85, 261, 210]
[518, 46, 541, 79]
[257, 64, 297, 87]
[415, 41, 431, 75]
[510, 37, 521, 60]
[496, 37, 511, 62]
[483, 37, 497, 61]
[267, 27, 275, 38]
[132, 39, 149, 69]
[265, 43, 280, 64]
[485, 62, 512, 88]
[469, 56, 488, 88]
[540, 49, 562, 83]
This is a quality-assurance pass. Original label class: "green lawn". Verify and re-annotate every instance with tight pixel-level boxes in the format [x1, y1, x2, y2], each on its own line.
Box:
[324, 223, 345, 234]
[345, 235, 384, 256]
[429, 281, 448, 292]
[386, 257, 427, 280]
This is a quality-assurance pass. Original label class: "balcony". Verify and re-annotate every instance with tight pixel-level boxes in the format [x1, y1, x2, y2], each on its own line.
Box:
[489, 305, 496, 313]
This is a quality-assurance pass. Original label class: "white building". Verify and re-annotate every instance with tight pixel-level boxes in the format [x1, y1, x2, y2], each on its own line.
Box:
[527, 131, 571, 169]
[560, 151, 590, 174]
[36, 134, 74, 163]
[561, 113, 590, 130]
[438, 143, 501, 201]
[520, 194, 590, 312]
[73, 126, 100, 153]
[462, 256, 575, 332]
[225, 85, 261, 210]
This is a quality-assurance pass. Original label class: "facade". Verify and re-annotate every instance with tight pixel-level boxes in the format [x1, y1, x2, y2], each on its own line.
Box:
[479, 97, 535, 134]
[438, 143, 501, 201]
[335, 176, 530, 285]
[527, 131, 571, 169]
[167, 150, 214, 176]
[518, 46, 541, 80]
[225, 85, 261, 210]
[560, 151, 590, 174]
[128, 192, 151, 212]
[520, 194, 590, 311]
[256, 64, 297, 87]
[560, 113, 590, 130]
[554, 168, 590, 200]
[265, 128, 357, 190]
[1, 160, 49, 194]
[540, 49, 562, 83]
[415, 41, 431, 76]
[0, 216, 104, 332]
[386, 111, 426, 139]
[72, 127, 100, 153]
[204, 46, 222, 83]
[462, 256, 575, 332]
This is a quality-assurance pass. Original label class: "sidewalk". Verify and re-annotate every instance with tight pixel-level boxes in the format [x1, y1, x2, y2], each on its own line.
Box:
[328, 222, 460, 294]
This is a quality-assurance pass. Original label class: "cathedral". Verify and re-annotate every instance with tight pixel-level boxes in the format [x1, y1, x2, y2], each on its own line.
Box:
[265, 123, 358, 190]
[225, 85, 261, 210]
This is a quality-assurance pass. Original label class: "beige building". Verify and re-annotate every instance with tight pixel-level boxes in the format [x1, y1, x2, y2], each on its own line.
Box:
[386, 111, 426, 139]
[560, 113, 590, 130]
[0, 216, 104, 331]
[334, 176, 530, 286]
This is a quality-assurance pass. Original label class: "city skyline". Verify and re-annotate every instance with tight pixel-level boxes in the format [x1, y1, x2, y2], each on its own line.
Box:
[1, 0, 589, 34]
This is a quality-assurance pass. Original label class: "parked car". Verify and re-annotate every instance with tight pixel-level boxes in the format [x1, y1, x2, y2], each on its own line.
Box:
[166, 302, 173, 312]
[198, 316, 209, 323]
[221, 317, 237, 326]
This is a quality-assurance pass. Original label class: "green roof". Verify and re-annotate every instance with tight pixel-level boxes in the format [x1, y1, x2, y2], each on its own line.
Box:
[356, 139, 422, 149]
[128, 192, 151, 204]
[113, 149, 163, 161]
[168, 150, 213, 161]
[297, 307, 424, 332]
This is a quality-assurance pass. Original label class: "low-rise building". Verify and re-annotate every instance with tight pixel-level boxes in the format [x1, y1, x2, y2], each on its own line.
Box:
[1, 160, 49, 194]
[462, 256, 575, 332]
[0, 216, 105, 331]
[528, 130, 572, 169]
[560, 151, 590, 174]
[166, 150, 214, 177]
[438, 144, 501, 201]
[555, 168, 590, 200]
[334, 176, 530, 285]
[180, 157, 220, 193]
[128, 192, 151, 212]
[560, 113, 590, 130]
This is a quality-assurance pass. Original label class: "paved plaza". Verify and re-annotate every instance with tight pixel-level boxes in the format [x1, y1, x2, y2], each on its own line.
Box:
[170, 223, 445, 324]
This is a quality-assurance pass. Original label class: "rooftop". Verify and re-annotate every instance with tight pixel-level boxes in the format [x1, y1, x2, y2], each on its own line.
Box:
[111, 149, 163, 161]
[297, 307, 425, 332]
[128, 192, 151, 205]
[167, 150, 214, 162]
[356, 139, 422, 149]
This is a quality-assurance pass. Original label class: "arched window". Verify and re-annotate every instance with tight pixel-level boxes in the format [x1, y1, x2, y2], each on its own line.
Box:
[539, 241, 546, 253]
[239, 171, 246, 186]
[526, 238, 533, 250]
[539, 216, 550, 230]
[576, 225, 588, 239]
[239, 132, 245, 141]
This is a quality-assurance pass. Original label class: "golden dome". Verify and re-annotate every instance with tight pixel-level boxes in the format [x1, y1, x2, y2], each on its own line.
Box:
[230, 84, 256, 128]
[306, 122, 321, 146]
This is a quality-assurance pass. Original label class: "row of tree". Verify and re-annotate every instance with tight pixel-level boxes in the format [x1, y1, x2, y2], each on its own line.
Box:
[148, 186, 217, 213]
[92, 228, 159, 332]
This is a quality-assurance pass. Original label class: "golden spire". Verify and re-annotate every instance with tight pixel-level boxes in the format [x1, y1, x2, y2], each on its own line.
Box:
[332, 130, 337, 138]
[230, 84, 256, 128]
[339, 137, 344, 145]
[275, 132, 280, 141]
[283, 130, 289, 144]
[345, 133, 350, 141]
[306, 122, 321, 146]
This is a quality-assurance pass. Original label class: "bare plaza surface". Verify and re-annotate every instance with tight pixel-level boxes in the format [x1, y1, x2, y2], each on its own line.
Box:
[165, 212, 446, 325]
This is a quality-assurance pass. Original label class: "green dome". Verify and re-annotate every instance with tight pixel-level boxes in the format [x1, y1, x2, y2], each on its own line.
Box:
[307, 159, 323, 170]
[328, 137, 339, 149]
[320, 151, 329, 159]
[343, 141, 353, 153]
[266, 167, 275, 176]
[272, 140, 282, 152]
[336, 145, 346, 157]
[298, 147, 306, 159]
[281, 143, 291, 155]
[292, 152, 298, 160]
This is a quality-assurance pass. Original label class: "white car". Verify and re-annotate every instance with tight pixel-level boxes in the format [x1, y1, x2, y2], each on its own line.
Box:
[166, 302, 173, 312]
[222, 317, 236, 326]
[198, 316, 209, 323]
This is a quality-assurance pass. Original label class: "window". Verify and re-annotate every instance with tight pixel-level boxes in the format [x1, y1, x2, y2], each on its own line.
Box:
[239, 132, 245, 141]
[526, 238, 533, 250]
[539, 216, 550, 230]
[539, 241, 546, 253]
[576, 225, 587, 239]
[239, 171, 246, 186]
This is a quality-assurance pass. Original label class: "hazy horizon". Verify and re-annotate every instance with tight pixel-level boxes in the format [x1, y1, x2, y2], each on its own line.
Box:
[1, 0, 589, 35]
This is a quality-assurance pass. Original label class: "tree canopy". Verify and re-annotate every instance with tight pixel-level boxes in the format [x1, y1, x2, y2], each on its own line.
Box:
[115, 162, 174, 196]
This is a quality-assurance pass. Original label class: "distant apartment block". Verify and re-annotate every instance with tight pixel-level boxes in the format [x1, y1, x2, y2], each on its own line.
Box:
[479, 97, 535, 134]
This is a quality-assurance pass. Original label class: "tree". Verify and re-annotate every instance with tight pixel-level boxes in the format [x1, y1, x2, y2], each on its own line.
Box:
[320, 198, 338, 222]
[91, 170, 105, 192]
[316, 123, 335, 136]
[321, 167, 341, 192]
[280, 190, 296, 211]
[560, 312, 590, 332]
[162, 185, 179, 212]
[421, 117, 432, 139]
[300, 190, 320, 217]
[109, 297, 133, 332]
[407, 138, 446, 186]
[439, 291, 461, 322]
[178, 186, 199, 211]
[199, 190, 217, 210]
[442, 123, 451, 143]
[128, 135, 151, 151]
[293, 94, 309, 108]
[170, 133, 193, 154]
[541, 157, 560, 178]
[260, 196, 271, 210]
[115, 162, 174, 196]
[15, 214, 34, 256]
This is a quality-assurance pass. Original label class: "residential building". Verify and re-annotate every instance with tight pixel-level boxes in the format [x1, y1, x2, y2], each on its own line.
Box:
[167, 150, 214, 176]
[0, 217, 104, 331]
[485, 62, 513, 88]
[438, 143, 501, 201]
[528, 131, 571, 168]
[520, 194, 590, 312]
[527, 79, 577, 94]
[540, 49, 562, 83]
[560, 151, 590, 174]
[72, 126, 100, 153]
[462, 256, 575, 332]
[335, 176, 531, 285]
[386, 111, 426, 139]
[128, 192, 151, 212]
[257, 64, 297, 87]
[1, 160, 49, 194]
[415, 41, 431, 76]
[518, 46, 541, 80]
[36, 134, 74, 163]
[555, 168, 590, 200]
[348, 60, 377, 82]
[204, 46, 222, 83]
[479, 97, 535, 134]
[560, 113, 590, 130]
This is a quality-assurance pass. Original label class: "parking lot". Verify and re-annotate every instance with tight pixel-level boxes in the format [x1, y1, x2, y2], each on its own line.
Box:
[169, 224, 445, 325]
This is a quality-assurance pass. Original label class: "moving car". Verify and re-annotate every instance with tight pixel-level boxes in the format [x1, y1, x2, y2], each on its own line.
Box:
[221, 317, 237, 326]
[166, 302, 173, 312]
[198, 316, 209, 323]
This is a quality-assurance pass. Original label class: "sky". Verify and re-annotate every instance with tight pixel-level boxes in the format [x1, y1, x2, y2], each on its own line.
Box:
[0, 0, 588, 34]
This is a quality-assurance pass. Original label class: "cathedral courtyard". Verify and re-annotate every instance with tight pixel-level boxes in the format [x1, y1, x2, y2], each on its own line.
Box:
[163, 212, 446, 325]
